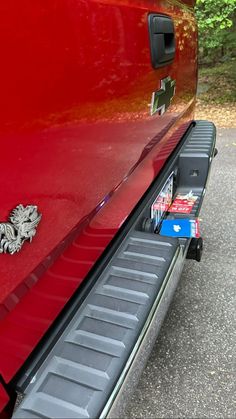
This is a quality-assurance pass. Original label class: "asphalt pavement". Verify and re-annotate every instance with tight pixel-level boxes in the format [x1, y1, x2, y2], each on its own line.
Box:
[125, 128, 236, 418]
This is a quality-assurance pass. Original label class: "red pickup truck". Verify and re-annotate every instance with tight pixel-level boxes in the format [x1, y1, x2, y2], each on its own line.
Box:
[0, 1, 216, 417]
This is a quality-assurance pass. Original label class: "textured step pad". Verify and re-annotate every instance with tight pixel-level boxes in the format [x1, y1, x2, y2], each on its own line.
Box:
[13, 232, 179, 419]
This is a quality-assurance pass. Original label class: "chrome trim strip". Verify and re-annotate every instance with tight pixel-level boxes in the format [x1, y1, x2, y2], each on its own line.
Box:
[101, 244, 187, 418]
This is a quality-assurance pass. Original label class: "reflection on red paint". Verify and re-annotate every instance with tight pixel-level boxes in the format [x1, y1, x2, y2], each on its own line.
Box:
[0, 0, 197, 386]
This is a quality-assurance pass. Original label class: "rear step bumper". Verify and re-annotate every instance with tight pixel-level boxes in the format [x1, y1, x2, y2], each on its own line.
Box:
[13, 121, 216, 419]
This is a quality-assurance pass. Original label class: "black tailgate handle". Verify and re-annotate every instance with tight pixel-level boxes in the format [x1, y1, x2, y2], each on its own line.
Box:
[148, 14, 175, 68]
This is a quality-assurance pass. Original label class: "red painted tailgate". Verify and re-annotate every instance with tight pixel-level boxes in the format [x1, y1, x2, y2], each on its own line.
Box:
[0, 0, 197, 386]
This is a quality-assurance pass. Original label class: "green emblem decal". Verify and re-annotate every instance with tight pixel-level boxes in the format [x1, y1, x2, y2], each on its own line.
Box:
[150, 76, 176, 116]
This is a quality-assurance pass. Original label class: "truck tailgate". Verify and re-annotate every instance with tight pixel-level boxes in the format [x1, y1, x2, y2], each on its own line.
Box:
[0, 0, 197, 388]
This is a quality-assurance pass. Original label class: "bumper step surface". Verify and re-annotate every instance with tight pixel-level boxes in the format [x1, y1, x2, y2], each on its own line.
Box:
[13, 233, 179, 419]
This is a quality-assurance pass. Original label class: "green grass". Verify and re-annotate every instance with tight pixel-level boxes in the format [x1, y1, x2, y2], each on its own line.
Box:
[198, 59, 236, 104]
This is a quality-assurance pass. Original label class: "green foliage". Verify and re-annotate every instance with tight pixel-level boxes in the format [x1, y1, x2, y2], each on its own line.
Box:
[195, 0, 236, 63]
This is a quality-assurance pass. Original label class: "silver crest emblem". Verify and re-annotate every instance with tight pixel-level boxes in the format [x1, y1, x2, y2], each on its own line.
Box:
[0, 205, 42, 255]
